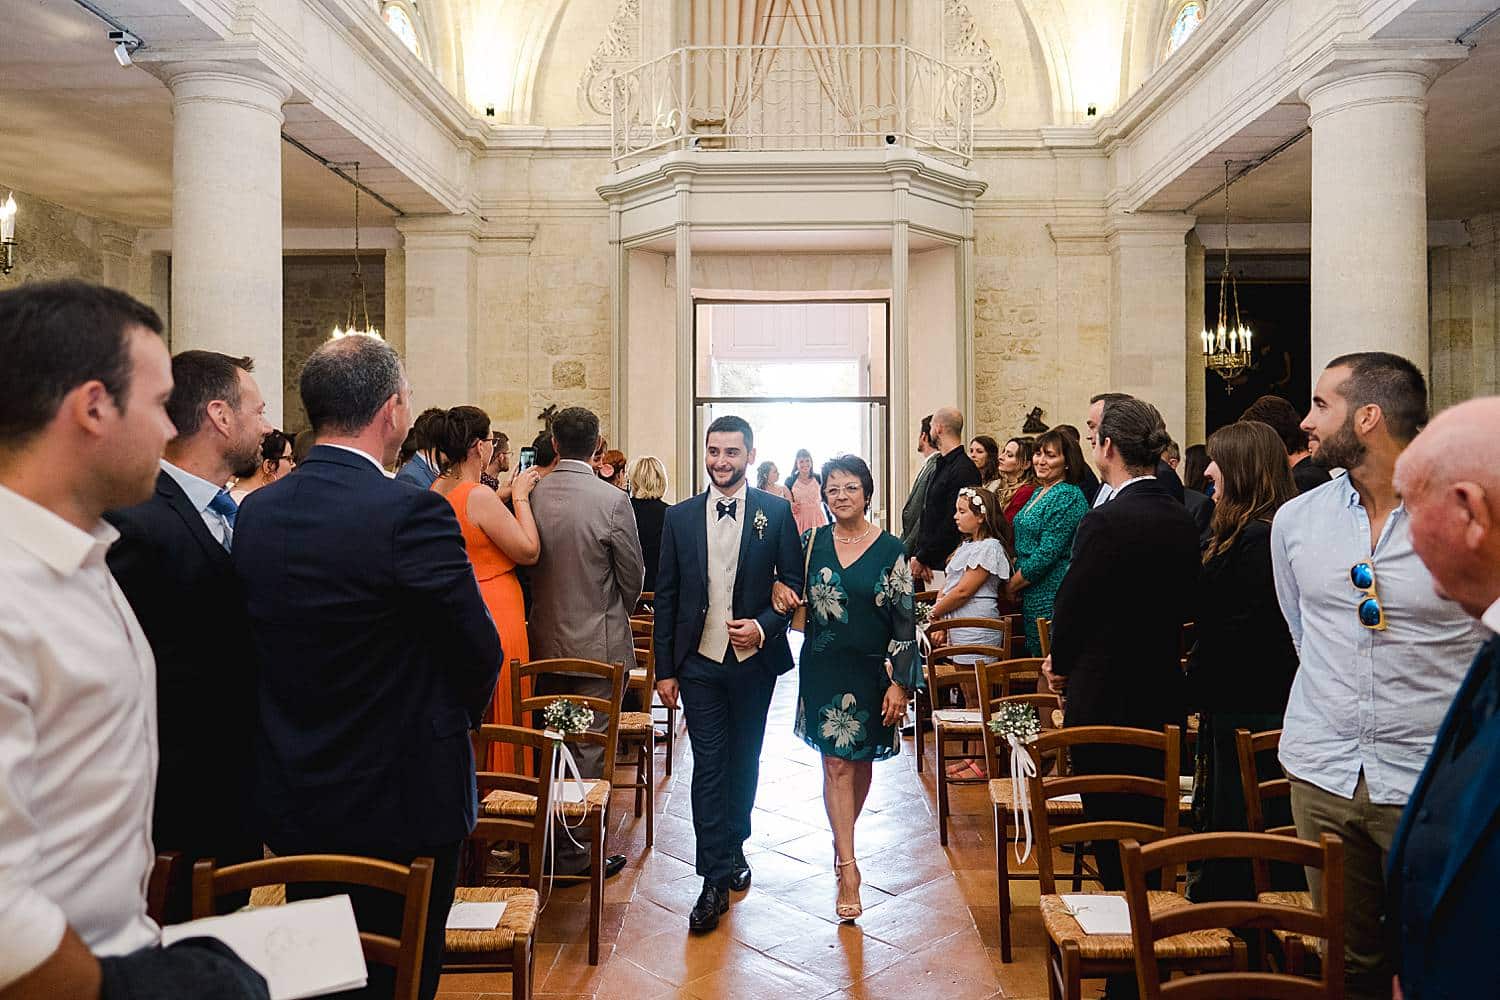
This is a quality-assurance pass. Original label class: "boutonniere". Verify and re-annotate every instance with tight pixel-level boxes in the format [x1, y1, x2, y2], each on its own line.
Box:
[753, 509, 768, 539]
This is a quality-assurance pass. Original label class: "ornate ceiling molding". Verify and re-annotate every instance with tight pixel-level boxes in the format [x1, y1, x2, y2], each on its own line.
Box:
[943, 0, 1005, 115]
[578, 0, 641, 117]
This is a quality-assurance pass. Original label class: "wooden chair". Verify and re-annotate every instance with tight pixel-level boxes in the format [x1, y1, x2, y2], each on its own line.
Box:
[192, 854, 435, 1000]
[1037, 617, 1053, 657]
[1235, 727, 1319, 974]
[923, 624, 1015, 846]
[972, 675, 1080, 962]
[1030, 725, 1240, 1000]
[916, 615, 1013, 773]
[506, 658, 624, 965]
[616, 635, 657, 848]
[147, 852, 181, 925]
[631, 615, 676, 773]
[1121, 832, 1344, 999]
[451, 723, 552, 998]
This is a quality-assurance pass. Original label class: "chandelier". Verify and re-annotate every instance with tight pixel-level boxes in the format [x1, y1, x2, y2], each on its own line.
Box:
[331, 162, 381, 340]
[1201, 160, 1252, 390]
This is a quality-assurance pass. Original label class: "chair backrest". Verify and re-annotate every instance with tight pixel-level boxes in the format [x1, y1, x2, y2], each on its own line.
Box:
[1037, 617, 1052, 657]
[973, 665, 1058, 778]
[1234, 727, 1296, 892]
[915, 589, 940, 606]
[511, 658, 626, 786]
[1025, 725, 1181, 893]
[472, 723, 557, 888]
[631, 631, 657, 691]
[924, 617, 1012, 699]
[1121, 831, 1344, 999]
[147, 851, 181, 924]
[192, 854, 435, 1000]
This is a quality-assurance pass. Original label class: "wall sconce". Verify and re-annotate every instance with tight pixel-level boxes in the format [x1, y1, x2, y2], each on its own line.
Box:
[1, 193, 16, 275]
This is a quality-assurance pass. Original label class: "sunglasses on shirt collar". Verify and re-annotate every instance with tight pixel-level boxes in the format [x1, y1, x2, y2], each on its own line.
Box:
[1350, 561, 1387, 631]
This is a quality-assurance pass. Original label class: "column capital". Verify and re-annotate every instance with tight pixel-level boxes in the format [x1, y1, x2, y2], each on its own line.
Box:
[1298, 59, 1449, 123]
[1104, 212, 1197, 251]
[395, 213, 484, 250]
[151, 58, 293, 118]
[1046, 222, 1109, 257]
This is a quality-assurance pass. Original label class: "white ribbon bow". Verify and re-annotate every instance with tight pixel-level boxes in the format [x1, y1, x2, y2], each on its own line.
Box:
[1007, 734, 1038, 864]
[540, 730, 592, 907]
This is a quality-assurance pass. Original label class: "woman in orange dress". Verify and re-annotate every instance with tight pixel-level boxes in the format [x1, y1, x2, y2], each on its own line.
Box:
[429, 406, 543, 772]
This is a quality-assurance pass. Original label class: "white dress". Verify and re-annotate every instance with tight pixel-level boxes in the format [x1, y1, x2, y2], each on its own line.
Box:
[937, 537, 1011, 662]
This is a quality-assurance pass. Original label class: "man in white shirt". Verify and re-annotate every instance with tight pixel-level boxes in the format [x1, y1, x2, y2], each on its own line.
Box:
[0, 281, 176, 995]
[104, 350, 271, 920]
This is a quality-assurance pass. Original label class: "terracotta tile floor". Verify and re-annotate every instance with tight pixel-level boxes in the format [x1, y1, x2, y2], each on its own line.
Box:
[437, 663, 1094, 1000]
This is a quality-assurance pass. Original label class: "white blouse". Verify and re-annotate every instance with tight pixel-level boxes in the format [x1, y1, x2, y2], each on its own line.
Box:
[0, 486, 160, 987]
[937, 537, 1011, 662]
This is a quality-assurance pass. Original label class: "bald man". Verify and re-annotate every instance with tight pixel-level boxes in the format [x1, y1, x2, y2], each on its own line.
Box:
[1387, 396, 1500, 1000]
[909, 406, 980, 583]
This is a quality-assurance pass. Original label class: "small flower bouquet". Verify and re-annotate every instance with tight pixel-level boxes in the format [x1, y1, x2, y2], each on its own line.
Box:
[987, 702, 1040, 746]
[543, 698, 595, 742]
[753, 509, 768, 539]
[914, 601, 935, 627]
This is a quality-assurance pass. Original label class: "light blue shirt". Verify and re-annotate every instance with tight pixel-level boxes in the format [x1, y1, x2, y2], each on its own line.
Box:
[1272, 474, 1486, 804]
[160, 459, 232, 550]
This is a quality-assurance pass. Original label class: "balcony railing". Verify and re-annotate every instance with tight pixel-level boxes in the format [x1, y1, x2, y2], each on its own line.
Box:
[610, 45, 977, 168]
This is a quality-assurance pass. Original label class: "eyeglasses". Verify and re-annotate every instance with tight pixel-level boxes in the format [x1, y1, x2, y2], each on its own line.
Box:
[1350, 561, 1387, 631]
[824, 486, 863, 499]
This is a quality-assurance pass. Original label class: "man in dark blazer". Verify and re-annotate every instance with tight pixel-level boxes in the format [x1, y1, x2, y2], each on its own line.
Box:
[1085, 394, 1186, 506]
[234, 336, 500, 1000]
[105, 350, 271, 920]
[654, 415, 803, 933]
[909, 406, 981, 583]
[1048, 396, 1201, 866]
[394, 406, 443, 488]
[1387, 397, 1500, 1000]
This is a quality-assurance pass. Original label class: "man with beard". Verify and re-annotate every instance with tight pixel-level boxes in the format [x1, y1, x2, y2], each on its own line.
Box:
[105, 350, 271, 920]
[653, 415, 803, 933]
[1271, 352, 1485, 1000]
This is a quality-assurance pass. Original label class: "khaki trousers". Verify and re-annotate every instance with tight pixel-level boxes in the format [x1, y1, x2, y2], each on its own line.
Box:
[1288, 771, 1404, 1000]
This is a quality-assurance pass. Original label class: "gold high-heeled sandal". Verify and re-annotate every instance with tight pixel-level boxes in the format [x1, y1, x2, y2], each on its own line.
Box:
[834, 854, 863, 922]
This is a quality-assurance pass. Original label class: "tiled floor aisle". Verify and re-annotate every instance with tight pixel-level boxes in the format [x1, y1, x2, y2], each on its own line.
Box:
[438, 664, 1067, 999]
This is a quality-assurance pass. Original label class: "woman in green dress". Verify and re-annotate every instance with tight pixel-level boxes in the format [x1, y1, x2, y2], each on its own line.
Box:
[777, 454, 922, 924]
[1007, 428, 1090, 656]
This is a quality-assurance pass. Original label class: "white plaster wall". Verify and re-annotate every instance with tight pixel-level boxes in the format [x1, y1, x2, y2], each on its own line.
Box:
[625, 249, 681, 497]
[909, 245, 959, 452]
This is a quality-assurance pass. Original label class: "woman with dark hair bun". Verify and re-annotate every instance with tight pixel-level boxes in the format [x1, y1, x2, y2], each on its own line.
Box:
[777, 454, 923, 923]
[429, 405, 544, 771]
[230, 429, 295, 502]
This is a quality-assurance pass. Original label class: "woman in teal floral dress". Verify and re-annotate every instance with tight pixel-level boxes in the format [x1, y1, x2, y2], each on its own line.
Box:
[779, 455, 922, 923]
[1007, 428, 1090, 656]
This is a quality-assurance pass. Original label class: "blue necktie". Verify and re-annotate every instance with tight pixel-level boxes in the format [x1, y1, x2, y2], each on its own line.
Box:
[207, 490, 238, 550]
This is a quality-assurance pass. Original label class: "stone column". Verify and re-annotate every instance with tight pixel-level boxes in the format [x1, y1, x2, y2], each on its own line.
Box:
[1470, 214, 1500, 399]
[396, 214, 480, 412]
[162, 62, 292, 424]
[1301, 63, 1438, 375]
[890, 176, 912, 535]
[1106, 213, 1197, 443]
[673, 181, 694, 495]
[1185, 232, 1207, 444]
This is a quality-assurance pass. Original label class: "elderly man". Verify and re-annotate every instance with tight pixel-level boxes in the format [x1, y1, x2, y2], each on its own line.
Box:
[1387, 396, 1500, 1000]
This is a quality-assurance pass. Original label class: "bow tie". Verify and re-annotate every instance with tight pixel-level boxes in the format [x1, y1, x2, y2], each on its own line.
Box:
[716, 498, 738, 521]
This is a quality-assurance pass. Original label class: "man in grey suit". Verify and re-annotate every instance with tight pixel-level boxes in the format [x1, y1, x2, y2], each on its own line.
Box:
[527, 406, 644, 877]
[900, 414, 938, 556]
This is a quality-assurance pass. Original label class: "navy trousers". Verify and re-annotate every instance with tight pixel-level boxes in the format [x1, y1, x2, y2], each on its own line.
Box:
[678, 648, 777, 887]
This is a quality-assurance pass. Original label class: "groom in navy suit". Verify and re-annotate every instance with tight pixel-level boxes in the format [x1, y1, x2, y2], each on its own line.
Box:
[1387, 397, 1500, 1000]
[654, 415, 803, 933]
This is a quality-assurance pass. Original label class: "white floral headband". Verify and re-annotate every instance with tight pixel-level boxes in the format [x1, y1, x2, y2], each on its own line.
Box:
[958, 487, 988, 513]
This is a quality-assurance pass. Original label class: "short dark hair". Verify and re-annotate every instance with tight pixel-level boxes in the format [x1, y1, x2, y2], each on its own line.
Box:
[920, 414, 933, 442]
[1054, 424, 1081, 443]
[1033, 429, 1087, 486]
[233, 428, 293, 479]
[706, 414, 754, 450]
[300, 334, 404, 435]
[1238, 394, 1308, 455]
[1326, 351, 1428, 443]
[821, 454, 875, 511]
[411, 407, 445, 449]
[167, 350, 254, 439]
[531, 430, 557, 468]
[1161, 439, 1181, 463]
[1098, 397, 1173, 471]
[551, 406, 600, 460]
[492, 430, 509, 450]
[432, 405, 490, 473]
[1090, 391, 1133, 407]
[0, 280, 163, 448]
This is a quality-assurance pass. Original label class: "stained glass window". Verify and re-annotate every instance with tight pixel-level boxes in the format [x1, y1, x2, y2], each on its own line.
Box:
[1167, 2, 1205, 56]
[382, 3, 420, 57]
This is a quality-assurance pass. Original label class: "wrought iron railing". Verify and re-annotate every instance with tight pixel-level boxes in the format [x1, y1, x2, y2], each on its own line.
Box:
[609, 45, 977, 167]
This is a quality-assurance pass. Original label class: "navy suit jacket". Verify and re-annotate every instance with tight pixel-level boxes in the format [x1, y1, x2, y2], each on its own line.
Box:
[394, 454, 438, 489]
[233, 446, 502, 853]
[654, 487, 803, 680]
[1388, 636, 1500, 1000]
[104, 470, 261, 867]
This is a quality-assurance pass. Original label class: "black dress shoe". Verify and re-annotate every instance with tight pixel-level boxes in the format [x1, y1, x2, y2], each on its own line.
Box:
[603, 854, 627, 878]
[688, 882, 729, 933]
[728, 850, 752, 892]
